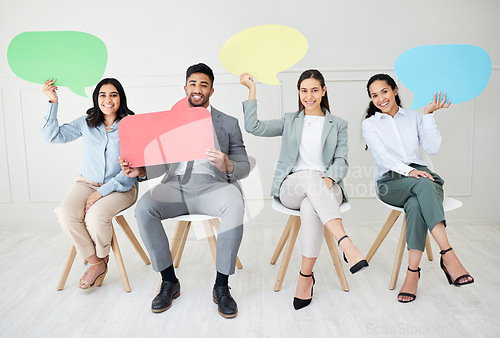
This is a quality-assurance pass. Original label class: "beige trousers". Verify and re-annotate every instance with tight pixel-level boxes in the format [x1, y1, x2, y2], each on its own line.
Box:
[279, 170, 343, 258]
[57, 175, 137, 259]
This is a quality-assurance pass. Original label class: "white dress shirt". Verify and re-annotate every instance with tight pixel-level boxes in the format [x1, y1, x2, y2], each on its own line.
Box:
[174, 105, 214, 177]
[361, 107, 441, 180]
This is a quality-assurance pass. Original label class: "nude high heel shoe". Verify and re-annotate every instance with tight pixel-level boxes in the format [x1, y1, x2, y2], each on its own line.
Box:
[78, 256, 109, 289]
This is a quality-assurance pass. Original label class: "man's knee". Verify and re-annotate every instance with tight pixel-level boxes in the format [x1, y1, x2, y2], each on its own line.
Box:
[219, 189, 244, 214]
[223, 197, 244, 218]
[135, 193, 158, 221]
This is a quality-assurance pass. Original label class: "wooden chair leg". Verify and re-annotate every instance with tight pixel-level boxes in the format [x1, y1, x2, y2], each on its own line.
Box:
[324, 229, 349, 292]
[57, 245, 77, 291]
[110, 226, 131, 292]
[274, 216, 301, 292]
[114, 215, 151, 265]
[235, 255, 243, 269]
[203, 220, 218, 265]
[173, 221, 191, 268]
[270, 215, 294, 265]
[209, 218, 243, 269]
[425, 233, 433, 261]
[389, 219, 407, 290]
[366, 209, 401, 262]
[170, 220, 186, 264]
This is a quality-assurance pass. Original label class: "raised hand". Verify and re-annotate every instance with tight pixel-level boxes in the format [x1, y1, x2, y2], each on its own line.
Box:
[240, 73, 255, 88]
[239, 73, 256, 100]
[43, 79, 59, 103]
[424, 91, 451, 115]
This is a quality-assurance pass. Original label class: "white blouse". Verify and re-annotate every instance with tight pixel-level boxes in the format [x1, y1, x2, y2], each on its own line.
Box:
[292, 115, 326, 173]
[362, 107, 441, 180]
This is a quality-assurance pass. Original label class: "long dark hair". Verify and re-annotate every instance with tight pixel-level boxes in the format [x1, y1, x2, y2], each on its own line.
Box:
[364, 74, 402, 119]
[86, 78, 134, 128]
[297, 69, 330, 113]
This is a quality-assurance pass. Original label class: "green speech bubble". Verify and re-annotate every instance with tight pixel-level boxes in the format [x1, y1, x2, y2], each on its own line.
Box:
[7, 31, 107, 97]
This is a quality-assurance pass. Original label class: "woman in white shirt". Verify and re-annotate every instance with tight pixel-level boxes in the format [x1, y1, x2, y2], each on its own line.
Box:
[362, 73, 474, 303]
[42, 78, 137, 290]
[241, 70, 368, 310]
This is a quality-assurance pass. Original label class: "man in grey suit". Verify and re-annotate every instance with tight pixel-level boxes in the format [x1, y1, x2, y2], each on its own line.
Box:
[120, 63, 250, 318]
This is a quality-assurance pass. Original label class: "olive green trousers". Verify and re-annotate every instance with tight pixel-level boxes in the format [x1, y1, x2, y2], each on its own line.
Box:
[377, 164, 445, 251]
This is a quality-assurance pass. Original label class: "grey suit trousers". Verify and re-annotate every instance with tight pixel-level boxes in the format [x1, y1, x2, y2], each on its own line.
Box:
[135, 174, 244, 275]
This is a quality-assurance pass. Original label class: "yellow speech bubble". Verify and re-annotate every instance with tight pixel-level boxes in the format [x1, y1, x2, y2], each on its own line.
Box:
[220, 25, 308, 85]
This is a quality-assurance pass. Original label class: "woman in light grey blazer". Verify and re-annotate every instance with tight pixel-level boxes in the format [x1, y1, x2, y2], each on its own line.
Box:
[240, 70, 368, 310]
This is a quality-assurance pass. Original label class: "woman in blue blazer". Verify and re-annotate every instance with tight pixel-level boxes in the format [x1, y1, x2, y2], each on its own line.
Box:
[241, 70, 368, 310]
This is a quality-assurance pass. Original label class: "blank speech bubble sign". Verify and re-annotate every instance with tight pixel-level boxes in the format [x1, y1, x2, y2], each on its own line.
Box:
[7, 31, 107, 97]
[220, 25, 308, 85]
[119, 97, 215, 167]
[394, 44, 492, 109]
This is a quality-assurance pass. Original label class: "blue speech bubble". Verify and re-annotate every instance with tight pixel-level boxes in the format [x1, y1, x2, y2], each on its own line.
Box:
[394, 44, 491, 109]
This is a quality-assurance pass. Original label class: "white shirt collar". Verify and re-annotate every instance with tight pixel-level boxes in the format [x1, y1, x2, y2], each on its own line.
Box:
[374, 107, 405, 119]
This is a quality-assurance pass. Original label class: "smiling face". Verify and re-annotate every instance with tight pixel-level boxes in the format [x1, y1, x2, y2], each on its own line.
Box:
[184, 72, 214, 108]
[299, 78, 326, 114]
[368, 80, 399, 116]
[97, 84, 120, 118]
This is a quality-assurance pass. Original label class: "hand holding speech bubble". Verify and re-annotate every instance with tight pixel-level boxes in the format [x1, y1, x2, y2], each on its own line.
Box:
[119, 97, 215, 167]
[7, 31, 107, 97]
[220, 25, 308, 85]
[394, 44, 491, 110]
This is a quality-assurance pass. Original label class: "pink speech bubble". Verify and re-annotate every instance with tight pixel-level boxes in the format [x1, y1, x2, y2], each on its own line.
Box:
[119, 97, 214, 167]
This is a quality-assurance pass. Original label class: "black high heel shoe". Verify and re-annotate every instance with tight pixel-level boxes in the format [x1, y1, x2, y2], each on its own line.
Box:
[293, 271, 315, 310]
[439, 247, 474, 286]
[337, 235, 369, 274]
[398, 266, 420, 303]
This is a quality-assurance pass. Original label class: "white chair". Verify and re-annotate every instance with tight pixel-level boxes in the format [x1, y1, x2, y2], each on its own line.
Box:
[56, 205, 151, 292]
[270, 197, 351, 292]
[366, 154, 463, 290]
[168, 214, 243, 269]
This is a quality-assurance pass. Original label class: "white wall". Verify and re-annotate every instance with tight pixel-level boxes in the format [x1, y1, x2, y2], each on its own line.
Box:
[0, 0, 499, 229]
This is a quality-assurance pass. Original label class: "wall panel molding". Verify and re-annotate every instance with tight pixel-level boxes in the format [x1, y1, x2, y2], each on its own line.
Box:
[0, 89, 12, 203]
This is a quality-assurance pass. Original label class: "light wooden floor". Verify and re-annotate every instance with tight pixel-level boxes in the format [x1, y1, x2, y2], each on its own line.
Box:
[0, 221, 499, 338]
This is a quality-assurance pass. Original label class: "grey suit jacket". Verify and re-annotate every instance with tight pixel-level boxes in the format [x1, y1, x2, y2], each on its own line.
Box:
[242, 99, 348, 200]
[142, 106, 250, 185]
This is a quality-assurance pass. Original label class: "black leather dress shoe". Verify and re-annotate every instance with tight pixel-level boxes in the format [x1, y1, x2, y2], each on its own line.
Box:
[151, 280, 181, 313]
[212, 285, 238, 318]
